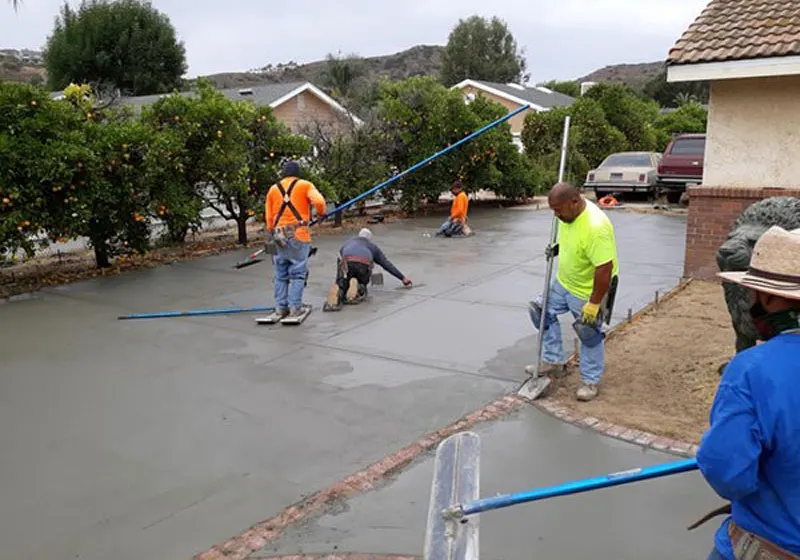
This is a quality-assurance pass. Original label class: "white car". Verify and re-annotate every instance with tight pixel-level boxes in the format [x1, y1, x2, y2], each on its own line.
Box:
[584, 151, 662, 200]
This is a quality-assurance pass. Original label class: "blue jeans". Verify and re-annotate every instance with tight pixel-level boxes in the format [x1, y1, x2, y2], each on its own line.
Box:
[436, 218, 465, 237]
[706, 548, 727, 560]
[541, 280, 604, 384]
[273, 239, 311, 311]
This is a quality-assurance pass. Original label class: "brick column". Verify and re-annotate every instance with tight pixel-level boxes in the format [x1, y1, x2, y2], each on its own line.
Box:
[684, 186, 800, 279]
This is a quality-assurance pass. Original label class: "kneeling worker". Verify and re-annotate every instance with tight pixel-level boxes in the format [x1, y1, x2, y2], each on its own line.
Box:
[324, 228, 412, 311]
[435, 181, 471, 237]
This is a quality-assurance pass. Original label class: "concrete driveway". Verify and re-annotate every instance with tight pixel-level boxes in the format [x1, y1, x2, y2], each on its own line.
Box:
[0, 206, 710, 560]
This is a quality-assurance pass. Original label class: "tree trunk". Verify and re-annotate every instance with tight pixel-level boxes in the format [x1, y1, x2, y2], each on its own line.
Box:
[94, 244, 111, 268]
[334, 201, 343, 228]
[236, 217, 248, 245]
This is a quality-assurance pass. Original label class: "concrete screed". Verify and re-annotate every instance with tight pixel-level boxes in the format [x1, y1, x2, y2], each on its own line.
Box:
[0, 206, 717, 560]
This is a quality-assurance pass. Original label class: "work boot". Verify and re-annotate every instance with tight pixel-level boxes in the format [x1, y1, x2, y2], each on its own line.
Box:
[576, 382, 599, 402]
[287, 307, 306, 318]
[345, 277, 359, 303]
[266, 308, 289, 322]
[324, 283, 342, 311]
[524, 362, 567, 377]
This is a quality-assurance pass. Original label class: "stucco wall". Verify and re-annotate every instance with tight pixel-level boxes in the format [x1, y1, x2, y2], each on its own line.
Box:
[458, 85, 533, 135]
[705, 75, 800, 187]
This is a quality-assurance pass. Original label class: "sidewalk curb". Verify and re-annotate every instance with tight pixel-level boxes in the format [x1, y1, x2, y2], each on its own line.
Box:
[528, 277, 700, 459]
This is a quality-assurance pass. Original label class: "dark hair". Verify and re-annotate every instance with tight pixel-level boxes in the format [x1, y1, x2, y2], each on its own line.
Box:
[282, 160, 301, 178]
[451, 181, 462, 190]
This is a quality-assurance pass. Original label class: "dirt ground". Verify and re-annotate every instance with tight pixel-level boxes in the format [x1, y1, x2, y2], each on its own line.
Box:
[547, 280, 736, 444]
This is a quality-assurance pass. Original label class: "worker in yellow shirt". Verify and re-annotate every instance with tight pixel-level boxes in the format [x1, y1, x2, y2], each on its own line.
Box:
[527, 182, 619, 401]
[435, 181, 471, 237]
[262, 160, 327, 323]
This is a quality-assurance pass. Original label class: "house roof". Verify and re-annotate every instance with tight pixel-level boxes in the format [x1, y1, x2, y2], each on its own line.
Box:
[63, 81, 362, 124]
[667, 0, 800, 65]
[117, 81, 309, 109]
[451, 79, 576, 111]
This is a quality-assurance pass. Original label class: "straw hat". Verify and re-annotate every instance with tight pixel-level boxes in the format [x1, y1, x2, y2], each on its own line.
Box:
[718, 226, 800, 300]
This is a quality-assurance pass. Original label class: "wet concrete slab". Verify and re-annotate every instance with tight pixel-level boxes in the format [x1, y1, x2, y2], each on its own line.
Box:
[253, 407, 718, 560]
[0, 206, 690, 560]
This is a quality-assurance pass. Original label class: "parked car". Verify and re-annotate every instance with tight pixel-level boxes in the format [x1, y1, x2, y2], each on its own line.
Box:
[657, 133, 706, 204]
[583, 151, 662, 200]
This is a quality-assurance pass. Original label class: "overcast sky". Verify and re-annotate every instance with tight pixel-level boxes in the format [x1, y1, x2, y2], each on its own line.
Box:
[2, 0, 708, 81]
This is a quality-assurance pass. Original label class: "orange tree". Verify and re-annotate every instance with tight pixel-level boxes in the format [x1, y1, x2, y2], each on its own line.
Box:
[0, 82, 89, 260]
[376, 76, 527, 211]
[52, 86, 156, 267]
[143, 81, 312, 244]
[244, 104, 312, 235]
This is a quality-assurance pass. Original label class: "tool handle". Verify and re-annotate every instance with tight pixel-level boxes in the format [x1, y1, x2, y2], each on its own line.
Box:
[455, 458, 698, 516]
[308, 104, 529, 226]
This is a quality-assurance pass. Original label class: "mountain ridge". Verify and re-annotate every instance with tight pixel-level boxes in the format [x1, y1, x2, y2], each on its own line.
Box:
[0, 44, 664, 94]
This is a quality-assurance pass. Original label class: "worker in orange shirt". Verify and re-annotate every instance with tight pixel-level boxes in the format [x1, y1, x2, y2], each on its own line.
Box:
[262, 160, 327, 322]
[435, 181, 471, 237]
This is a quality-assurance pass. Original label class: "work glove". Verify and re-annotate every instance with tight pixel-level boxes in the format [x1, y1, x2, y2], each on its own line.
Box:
[581, 302, 601, 325]
[545, 243, 559, 259]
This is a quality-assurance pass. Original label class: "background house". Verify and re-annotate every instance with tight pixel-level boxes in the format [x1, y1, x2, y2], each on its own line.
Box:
[113, 81, 361, 134]
[666, 0, 800, 279]
[450, 79, 575, 150]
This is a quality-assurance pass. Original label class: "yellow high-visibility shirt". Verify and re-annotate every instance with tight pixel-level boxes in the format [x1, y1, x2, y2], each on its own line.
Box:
[556, 200, 619, 301]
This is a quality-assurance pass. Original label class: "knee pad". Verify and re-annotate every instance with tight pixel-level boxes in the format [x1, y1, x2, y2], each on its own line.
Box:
[572, 320, 605, 348]
[528, 299, 556, 331]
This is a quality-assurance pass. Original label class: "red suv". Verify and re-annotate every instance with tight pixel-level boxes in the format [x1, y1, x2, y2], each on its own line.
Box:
[657, 133, 705, 203]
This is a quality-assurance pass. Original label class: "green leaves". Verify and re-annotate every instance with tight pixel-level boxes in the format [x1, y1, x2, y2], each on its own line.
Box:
[142, 80, 312, 244]
[43, 0, 187, 96]
[1, 79, 312, 264]
[441, 15, 528, 87]
[653, 102, 708, 150]
[521, 82, 708, 187]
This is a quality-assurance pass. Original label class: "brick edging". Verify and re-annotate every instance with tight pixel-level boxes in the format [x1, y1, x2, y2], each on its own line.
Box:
[193, 396, 525, 560]
[533, 400, 698, 457]
[528, 277, 700, 458]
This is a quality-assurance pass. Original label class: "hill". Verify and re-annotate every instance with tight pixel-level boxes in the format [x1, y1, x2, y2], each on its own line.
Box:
[201, 45, 446, 89]
[0, 51, 46, 86]
[577, 61, 664, 91]
[0, 41, 664, 99]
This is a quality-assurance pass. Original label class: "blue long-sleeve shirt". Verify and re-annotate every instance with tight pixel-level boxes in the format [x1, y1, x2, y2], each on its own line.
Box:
[340, 237, 405, 281]
[697, 332, 800, 559]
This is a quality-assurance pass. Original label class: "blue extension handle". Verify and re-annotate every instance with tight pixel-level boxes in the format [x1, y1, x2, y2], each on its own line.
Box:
[309, 104, 530, 226]
[118, 306, 275, 320]
[453, 458, 699, 517]
[234, 103, 529, 269]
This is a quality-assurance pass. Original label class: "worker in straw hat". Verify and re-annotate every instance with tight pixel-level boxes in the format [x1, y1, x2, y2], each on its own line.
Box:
[323, 228, 412, 311]
[694, 226, 800, 560]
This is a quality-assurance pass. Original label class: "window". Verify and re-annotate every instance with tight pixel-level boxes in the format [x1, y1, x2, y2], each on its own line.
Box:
[600, 153, 653, 167]
[670, 137, 705, 155]
[297, 93, 305, 109]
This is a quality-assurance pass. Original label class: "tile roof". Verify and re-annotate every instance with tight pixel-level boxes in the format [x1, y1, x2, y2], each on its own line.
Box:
[668, 0, 800, 65]
[462, 80, 575, 108]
